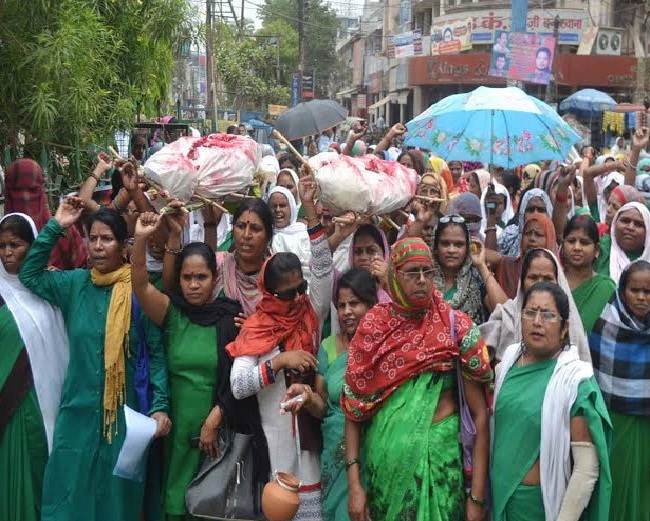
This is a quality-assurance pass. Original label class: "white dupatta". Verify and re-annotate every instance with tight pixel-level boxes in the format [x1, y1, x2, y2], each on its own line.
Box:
[0, 213, 70, 452]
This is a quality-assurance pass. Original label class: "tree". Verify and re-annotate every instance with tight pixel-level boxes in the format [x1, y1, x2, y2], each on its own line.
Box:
[0, 0, 191, 176]
[257, 0, 338, 98]
[256, 19, 299, 86]
[214, 23, 290, 110]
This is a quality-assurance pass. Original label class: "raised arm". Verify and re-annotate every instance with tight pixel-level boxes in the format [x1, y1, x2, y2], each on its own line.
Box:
[18, 196, 85, 310]
[131, 212, 170, 326]
[625, 127, 650, 186]
[78, 153, 113, 213]
[299, 169, 333, 322]
[472, 239, 507, 311]
[374, 123, 405, 155]
[162, 201, 186, 294]
[552, 165, 577, 242]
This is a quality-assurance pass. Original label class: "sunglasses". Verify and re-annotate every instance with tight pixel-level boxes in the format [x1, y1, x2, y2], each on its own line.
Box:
[273, 279, 308, 301]
[439, 214, 466, 224]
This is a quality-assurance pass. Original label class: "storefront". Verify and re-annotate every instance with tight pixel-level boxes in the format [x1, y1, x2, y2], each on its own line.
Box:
[408, 52, 640, 115]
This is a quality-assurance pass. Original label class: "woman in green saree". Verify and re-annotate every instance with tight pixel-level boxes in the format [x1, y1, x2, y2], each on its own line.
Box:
[491, 281, 612, 521]
[283, 268, 378, 521]
[562, 214, 616, 332]
[342, 237, 493, 521]
[0, 213, 70, 521]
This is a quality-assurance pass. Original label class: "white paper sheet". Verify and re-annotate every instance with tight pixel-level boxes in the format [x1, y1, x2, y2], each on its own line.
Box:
[113, 405, 157, 482]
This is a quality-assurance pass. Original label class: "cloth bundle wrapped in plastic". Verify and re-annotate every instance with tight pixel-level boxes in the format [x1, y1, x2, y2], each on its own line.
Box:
[308, 152, 418, 215]
[143, 133, 261, 202]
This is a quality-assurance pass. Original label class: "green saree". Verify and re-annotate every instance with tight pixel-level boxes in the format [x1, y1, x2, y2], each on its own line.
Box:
[0, 304, 48, 521]
[595, 235, 641, 278]
[572, 274, 616, 332]
[491, 359, 611, 521]
[363, 372, 464, 521]
[318, 336, 350, 521]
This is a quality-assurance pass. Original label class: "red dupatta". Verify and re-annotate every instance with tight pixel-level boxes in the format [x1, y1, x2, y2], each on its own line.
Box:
[225, 255, 320, 358]
[341, 238, 492, 422]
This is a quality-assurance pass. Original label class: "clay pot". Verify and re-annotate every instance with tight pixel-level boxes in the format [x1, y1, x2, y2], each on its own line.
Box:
[261, 471, 301, 521]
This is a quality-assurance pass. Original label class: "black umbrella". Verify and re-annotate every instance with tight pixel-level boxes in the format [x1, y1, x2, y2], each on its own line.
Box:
[273, 99, 348, 141]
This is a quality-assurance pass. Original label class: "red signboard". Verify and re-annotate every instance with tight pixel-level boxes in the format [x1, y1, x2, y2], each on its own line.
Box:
[409, 53, 504, 85]
[410, 52, 639, 89]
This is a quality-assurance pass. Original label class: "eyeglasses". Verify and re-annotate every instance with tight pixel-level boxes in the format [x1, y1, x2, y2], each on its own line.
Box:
[273, 279, 308, 301]
[439, 214, 465, 224]
[522, 308, 560, 322]
[397, 267, 436, 281]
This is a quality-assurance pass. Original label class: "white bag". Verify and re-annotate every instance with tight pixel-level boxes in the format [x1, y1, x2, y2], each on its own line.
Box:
[309, 152, 417, 215]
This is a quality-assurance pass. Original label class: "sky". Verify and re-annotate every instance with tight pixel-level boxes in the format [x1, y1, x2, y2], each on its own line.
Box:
[189, 0, 365, 30]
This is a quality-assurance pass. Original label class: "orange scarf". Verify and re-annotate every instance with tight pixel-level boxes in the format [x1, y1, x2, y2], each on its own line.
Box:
[225, 256, 320, 357]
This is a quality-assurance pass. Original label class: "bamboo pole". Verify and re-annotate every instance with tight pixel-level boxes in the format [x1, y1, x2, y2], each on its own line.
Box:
[414, 195, 446, 203]
[271, 129, 309, 166]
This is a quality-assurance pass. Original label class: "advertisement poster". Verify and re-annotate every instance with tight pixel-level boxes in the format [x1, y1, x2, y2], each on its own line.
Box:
[430, 18, 473, 55]
[490, 31, 555, 85]
[434, 9, 584, 46]
[387, 30, 423, 59]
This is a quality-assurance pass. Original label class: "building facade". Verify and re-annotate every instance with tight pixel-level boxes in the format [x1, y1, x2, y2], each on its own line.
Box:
[336, 0, 649, 126]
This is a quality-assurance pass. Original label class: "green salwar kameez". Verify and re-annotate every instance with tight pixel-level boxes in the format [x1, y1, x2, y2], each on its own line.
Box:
[0, 304, 48, 521]
[162, 304, 218, 518]
[572, 274, 616, 333]
[318, 336, 349, 521]
[19, 219, 170, 521]
[491, 358, 612, 521]
[363, 372, 463, 521]
[608, 411, 650, 520]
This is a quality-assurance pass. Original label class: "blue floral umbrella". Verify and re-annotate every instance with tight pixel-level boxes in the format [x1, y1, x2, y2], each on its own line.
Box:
[404, 86, 581, 169]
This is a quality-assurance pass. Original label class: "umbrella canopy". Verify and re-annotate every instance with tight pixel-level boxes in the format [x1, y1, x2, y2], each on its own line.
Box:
[559, 89, 616, 114]
[404, 86, 581, 169]
[274, 99, 347, 141]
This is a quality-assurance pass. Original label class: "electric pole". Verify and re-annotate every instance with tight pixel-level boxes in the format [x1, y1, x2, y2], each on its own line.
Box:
[206, 0, 213, 109]
[298, 0, 305, 99]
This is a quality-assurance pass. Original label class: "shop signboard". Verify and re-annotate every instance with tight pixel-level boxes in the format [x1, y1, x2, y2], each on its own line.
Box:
[430, 18, 473, 56]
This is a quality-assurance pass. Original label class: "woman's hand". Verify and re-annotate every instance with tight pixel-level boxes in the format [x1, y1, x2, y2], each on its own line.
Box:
[162, 199, 187, 236]
[632, 126, 649, 151]
[54, 196, 84, 229]
[299, 172, 318, 205]
[471, 239, 487, 270]
[389, 123, 406, 137]
[370, 255, 388, 281]
[234, 312, 246, 329]
[465, 497, 485, 521]
[94, 152, 113, 177]
[119, 160, 140, 192]
[274, 350, 318, 373]
[135, 212, 163, 239]
[281, 383, 313, 414]
[199, 407, 222, 459]
[349, 485, 371, 521]
[151, 411, 172, 438]
[413, 200, 436, 225]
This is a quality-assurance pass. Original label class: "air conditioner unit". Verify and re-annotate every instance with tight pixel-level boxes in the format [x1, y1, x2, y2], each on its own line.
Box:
[595, 28, 623, 56]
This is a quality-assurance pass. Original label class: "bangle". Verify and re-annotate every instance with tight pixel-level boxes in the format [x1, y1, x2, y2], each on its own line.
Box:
[164, 244, 182, 255]
[555, 194, 569, 204]
[91, 172, 101, 182]
[485, 226, 496, 233]
[346, 458, 361, 470]
[468, 491, 485, 508]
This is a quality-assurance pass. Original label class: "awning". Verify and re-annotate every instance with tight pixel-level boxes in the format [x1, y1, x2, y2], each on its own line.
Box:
[335, 87, 358, 99]
[368, 95, 392, 110]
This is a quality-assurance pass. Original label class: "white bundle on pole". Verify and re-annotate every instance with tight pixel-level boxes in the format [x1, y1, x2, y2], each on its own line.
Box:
[143, 134, 260, 202]
[308, 152, 418, 215]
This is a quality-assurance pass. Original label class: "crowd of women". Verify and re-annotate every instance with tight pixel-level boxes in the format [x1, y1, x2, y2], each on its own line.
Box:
[1, 123, 650, 521]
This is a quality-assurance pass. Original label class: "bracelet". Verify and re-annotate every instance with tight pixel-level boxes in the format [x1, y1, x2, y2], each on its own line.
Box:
[263, 360, 276, 385]
[485, 226, 496, 233]
[555, 194, 569, 204]
[91, 172, 102, 182]
[346, 458, 361, 470]
[164, 244, 183, 255]
[468, 491, 485, 508]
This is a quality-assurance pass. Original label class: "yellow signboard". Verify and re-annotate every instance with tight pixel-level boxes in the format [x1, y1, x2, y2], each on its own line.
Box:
[268, 104, 288, 116]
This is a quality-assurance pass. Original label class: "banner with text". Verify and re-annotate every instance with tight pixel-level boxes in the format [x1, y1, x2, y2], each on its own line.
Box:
[430, 18, 473, 56]
[434, 9, 584, 46]
[489, 32, 555, 85]
[387, 30, 423, 59]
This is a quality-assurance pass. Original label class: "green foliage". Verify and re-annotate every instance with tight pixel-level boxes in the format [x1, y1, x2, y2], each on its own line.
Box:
[214, 23, 290, 109]
[255, 19, 299, 85]
[257, 0, 338, 98]
[0, 0, 191, 174]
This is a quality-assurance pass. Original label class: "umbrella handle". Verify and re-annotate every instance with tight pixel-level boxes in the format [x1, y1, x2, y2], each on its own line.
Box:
[272, 129, 310, 167]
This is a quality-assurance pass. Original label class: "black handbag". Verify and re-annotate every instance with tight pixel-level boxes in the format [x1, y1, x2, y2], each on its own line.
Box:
[185, 429, 265, 520]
